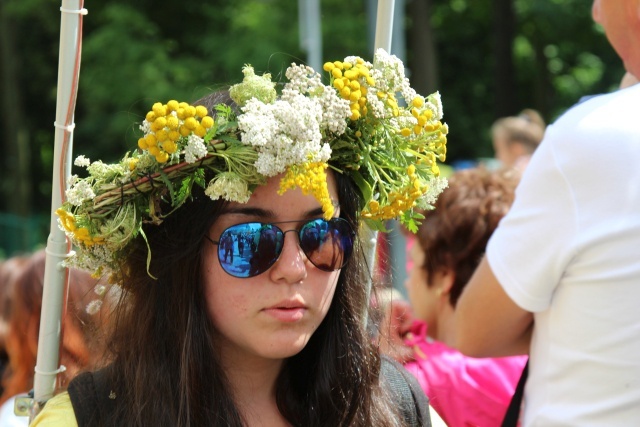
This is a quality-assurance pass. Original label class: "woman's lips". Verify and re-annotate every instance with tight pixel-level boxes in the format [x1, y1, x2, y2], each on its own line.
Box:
[263, 301, 306, 322]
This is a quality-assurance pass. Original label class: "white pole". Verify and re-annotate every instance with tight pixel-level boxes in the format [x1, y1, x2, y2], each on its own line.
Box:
[32, 0, 86, 416]
[374, 0, 395, 52]
[362, 0, 396, 322]
[298, 0, 322, 72]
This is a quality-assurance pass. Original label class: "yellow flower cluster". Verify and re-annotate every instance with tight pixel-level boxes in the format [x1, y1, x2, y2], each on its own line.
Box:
[361, 165, 426, 221]
[278, 162, 334, 220]
[323, 59, 374, 121]
[400, 96, 438, 137]
[56, 208, 104, 246]
[137, 101, 215, 163]
[416, 122, 448, 165]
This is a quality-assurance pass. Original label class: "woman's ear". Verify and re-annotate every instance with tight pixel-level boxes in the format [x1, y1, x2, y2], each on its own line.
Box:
[433, 267, 455, 298]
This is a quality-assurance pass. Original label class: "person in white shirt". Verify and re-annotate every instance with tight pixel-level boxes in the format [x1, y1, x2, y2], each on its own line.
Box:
[454, 1, 640, 425]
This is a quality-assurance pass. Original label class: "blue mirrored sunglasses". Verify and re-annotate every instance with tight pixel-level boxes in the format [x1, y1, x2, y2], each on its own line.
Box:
[205, 218, 355, 278]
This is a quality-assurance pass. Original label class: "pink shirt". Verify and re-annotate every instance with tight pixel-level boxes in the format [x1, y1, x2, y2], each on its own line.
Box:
[403, 321, 527, 427]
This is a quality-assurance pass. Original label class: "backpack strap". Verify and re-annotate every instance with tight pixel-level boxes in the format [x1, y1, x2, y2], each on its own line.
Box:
[380, 355, 432, 427]
[501, 359, 529, 427]
[67, 367, 118, 427]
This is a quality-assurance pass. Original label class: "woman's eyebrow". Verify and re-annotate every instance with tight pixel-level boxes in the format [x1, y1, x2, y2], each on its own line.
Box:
[220, 206, 328, 220]
[221, 207, 273, 218]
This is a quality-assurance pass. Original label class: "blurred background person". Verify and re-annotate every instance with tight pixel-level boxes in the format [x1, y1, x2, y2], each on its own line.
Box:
[619, 71, 638, 89]
[0, 250, 112, 426]
[491, 109, 546, 171]
[377, 167, 527, 427]
[0, 255, 31, 397]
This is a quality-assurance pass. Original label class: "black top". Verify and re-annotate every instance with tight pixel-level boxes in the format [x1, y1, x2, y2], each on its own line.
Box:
[68, 357, 432, 427]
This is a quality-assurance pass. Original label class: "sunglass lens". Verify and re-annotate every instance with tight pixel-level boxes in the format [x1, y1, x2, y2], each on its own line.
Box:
[218, 223, 282, 278]
[299, 219, 353, 271]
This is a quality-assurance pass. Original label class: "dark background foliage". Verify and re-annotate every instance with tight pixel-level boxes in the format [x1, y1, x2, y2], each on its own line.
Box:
[0, 0, 625, 256]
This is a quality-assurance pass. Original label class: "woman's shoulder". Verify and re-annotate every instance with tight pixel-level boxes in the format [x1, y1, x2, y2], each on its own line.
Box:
[30, 392, 78, 427]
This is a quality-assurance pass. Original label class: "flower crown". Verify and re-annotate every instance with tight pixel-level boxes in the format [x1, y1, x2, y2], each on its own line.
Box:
[56, 49, 449, 276]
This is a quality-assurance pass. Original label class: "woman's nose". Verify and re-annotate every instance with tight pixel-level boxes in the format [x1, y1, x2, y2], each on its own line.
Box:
[269, 231, 307, 284]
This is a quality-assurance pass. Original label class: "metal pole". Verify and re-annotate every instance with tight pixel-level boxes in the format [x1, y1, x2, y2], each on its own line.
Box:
[362, 0, 396, 322]
[299, 0, 322, 72]
[32, 0, 85, 417]
[374, 0, 395, 53]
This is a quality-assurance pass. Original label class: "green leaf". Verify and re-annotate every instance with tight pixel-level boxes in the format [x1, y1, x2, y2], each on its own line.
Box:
[363, 218, 389, 233]
[349, 170, 372, 204]
[158, 170, 176, 205]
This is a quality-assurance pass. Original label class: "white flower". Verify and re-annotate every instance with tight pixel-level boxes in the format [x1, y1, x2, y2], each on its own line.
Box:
[372, 48, 406, 93]
[419, 176, 449, 207]
[427, 91, 444, 121]
[284, 63, 323, 95]
[86, 299, 103, 315]
[93, 285, 107, 296]
[205, 173, 251, 203]
[66, 179, 96, 206]
[74, 155, 91, 167]
[366, 90, 388, 119]
[238, 93, 329, 177]
[318, 86, 351, 135]
[184, 135, 208, 164]
[139, 120, 151, 134]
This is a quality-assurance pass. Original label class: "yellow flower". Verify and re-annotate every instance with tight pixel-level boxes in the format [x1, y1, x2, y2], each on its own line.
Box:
[195, 105, 208, 118]
[194, 125, 207, 138]
[278, 162, 334, 219]
[156, 151, 170, 163]
[152, 103, 166, 117]
[201, 116, 214, 129]
[166, 100, 179, 112]
[166, 116, 179, 130]
[127, 158, 138, 171]
[184, 117, 198, 130]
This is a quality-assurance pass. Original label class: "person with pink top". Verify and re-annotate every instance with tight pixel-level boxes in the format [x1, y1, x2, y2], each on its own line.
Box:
[379, 167, 527, 426]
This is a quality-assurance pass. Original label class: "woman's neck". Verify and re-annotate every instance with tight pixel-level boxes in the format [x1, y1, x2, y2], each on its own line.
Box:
[221, 352, 290, 426]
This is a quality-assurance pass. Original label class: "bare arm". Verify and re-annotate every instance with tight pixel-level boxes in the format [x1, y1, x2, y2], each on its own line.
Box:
[454, 257, 533, 357]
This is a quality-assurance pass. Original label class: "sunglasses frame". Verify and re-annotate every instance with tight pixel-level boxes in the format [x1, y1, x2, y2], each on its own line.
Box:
[205, 217, 355, 279]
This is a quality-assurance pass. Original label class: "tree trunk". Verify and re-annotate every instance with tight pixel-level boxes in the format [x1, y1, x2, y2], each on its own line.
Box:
[493, 0, 516, 118]
[407, 0, 439, 95]
[0, 2, 31, 217]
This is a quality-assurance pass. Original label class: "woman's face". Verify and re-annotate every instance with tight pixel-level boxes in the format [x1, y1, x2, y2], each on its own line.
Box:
[203, 173, 341, 365]
[404, 243, 440, 331]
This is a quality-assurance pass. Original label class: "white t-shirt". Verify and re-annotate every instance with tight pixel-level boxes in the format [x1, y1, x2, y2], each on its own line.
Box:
[487, 83, 640, 426]
[0, 396, 29, 427]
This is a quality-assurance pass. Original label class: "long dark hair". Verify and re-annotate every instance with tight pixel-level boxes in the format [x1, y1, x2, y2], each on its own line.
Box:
[102, 164, 402, 424]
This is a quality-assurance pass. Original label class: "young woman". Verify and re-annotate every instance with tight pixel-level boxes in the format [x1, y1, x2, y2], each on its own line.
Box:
[32, 50, 449, 426]
[0, 250, 111, 427]
[378, 167, 528, 427]
[491, 109, 546, 171]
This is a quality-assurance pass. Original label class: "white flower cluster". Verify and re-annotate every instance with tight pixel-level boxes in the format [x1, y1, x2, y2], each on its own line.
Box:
[74, 155, 91, 167]
[419, 176, 449, 207]
[237, 62, 353, 176]
[428, 91, 444, 121]
[284, 64, 351, 135]
[184, 134, 208, 164]
[239, 93, 328, 176]
[205, 172, 251, 203]
[66, 179, 96, 206]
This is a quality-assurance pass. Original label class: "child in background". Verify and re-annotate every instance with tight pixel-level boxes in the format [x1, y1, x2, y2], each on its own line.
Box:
[379, 167, 527, 427]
